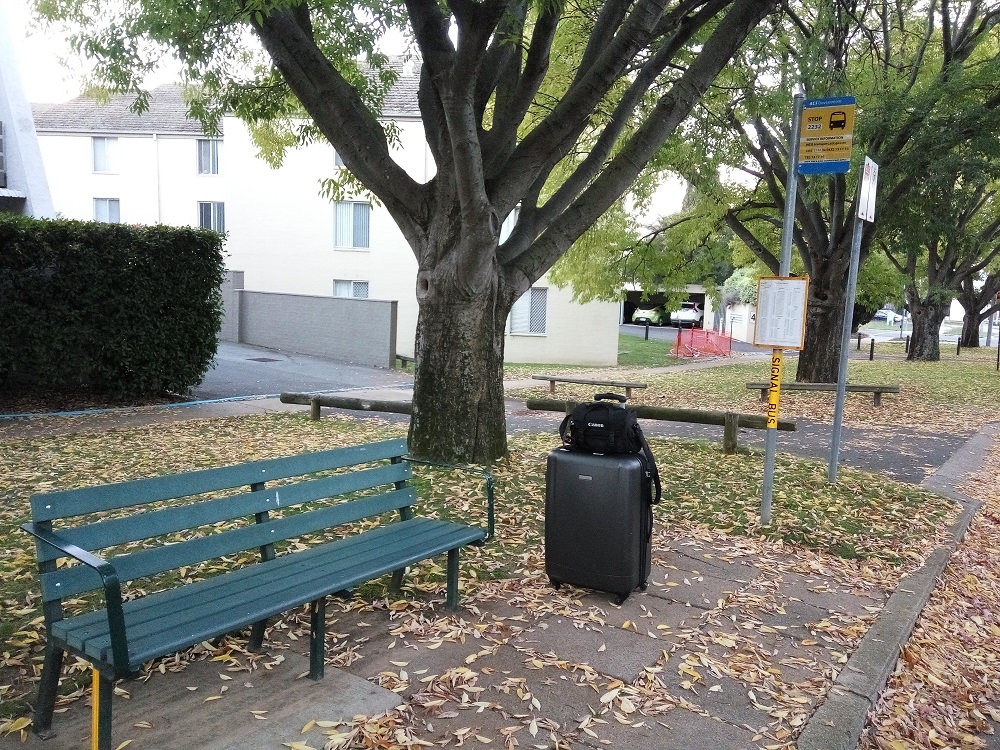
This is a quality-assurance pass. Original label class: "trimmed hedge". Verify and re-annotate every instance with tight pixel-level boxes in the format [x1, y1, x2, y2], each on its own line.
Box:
[0, 215, 226, 399]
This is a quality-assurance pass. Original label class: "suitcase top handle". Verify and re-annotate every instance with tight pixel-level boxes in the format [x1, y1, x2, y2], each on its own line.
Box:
[594, 392, 627, 403]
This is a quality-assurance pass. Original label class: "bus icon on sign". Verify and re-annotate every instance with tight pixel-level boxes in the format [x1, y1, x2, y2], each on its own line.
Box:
[829, 111, 848, 129]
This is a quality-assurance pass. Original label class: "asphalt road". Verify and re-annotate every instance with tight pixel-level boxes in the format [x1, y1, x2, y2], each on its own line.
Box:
[190, 342, 414, 401]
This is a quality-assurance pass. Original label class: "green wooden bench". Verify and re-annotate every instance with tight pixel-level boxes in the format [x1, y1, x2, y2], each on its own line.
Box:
[20, 438, 493, 750]
[746, 381, 901, 407]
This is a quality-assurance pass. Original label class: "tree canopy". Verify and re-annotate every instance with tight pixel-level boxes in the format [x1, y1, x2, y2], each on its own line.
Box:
[34, 0, 780, 461]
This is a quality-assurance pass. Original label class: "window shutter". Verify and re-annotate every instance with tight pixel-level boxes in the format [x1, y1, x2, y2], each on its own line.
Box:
[510, 293, 530, 333]
[353, 281, 370, 298]
[335, 202, 353, 246]
[353, 203, 370, 247]
[529, 288, 548, 333]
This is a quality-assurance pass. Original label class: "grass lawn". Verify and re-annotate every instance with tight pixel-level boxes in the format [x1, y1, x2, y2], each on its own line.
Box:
[503, 333, 680, 379]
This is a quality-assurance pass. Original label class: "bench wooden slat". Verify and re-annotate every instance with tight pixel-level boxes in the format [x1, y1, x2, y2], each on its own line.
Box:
[36, 462, 413, 564]
[40, 487, 417, 600]
[55, 518, 484, 669]
[30, 439, 409, 522]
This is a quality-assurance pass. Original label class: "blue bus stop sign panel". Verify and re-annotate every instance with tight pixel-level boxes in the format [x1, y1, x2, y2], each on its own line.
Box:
[798, 96, 856, 175]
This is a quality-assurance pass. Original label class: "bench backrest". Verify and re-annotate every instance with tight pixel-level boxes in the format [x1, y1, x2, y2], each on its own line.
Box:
[28, 438, 414, 605]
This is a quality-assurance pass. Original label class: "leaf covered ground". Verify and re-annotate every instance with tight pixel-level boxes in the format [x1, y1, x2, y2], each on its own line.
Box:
[860, 435, 1000, 750]
[0, 412, 959, 744]
[3, 352, 997, 745]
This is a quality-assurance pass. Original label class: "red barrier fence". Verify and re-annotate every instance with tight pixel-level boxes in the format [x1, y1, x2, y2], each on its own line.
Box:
[673, 328, 734, 358]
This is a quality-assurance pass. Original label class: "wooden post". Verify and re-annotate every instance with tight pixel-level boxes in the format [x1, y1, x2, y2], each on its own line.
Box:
[723, 412, 739, 454]
[310, 397, 321, 421]
[869, 339, 875, 361]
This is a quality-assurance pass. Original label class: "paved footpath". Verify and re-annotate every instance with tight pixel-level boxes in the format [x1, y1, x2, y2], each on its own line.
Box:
[0, 373, 992, 750]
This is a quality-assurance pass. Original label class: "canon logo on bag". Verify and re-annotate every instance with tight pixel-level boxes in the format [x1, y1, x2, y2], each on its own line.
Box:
[587, 422, 605, 428]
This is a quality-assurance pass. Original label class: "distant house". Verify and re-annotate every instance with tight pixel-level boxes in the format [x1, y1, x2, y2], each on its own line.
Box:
[0, 9, 54, 217]
[31, 77, 620, 366]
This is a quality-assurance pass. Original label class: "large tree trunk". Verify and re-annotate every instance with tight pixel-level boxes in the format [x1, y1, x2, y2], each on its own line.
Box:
[960, 312, 982, 348]
[407, 235, 511, 463]
[908, 293, 947, 361]
[796, 255, 850, 383]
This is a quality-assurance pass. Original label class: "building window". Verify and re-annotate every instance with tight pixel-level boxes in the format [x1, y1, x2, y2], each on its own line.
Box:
[198, 139, 221, 174]
[334, 279, 370, 298]
[94, 198, 120, 223]
[93, 137, 116, 173]
[334, 149, 345, 168]
[334, 201, 370, 248]
[198, 201, 225, 232]
[510, 287, 547, 334]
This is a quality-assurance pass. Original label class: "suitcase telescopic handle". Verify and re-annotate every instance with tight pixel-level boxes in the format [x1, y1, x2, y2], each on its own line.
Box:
[594, 392, 627, 403]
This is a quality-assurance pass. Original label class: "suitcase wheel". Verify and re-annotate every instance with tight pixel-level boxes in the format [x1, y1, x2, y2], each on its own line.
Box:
[639, 581, 648, 592]
[549, 578, 562, 590]
[613, 593, 629, 606]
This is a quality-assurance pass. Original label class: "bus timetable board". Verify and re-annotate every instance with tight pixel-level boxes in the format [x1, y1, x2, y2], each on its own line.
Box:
[798, 96, 856, 175]
[753, 277, 810, 350]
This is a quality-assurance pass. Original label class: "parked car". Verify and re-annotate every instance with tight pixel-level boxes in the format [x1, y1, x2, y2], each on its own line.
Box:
[632, 305, 667, 326]
[671, 301, 704, 328]
[873, 308, 903, 325]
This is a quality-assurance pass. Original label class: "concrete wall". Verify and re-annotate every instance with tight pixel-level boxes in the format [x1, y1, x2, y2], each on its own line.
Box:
[505, 282, 620, 365]
[724, 303, 757, 343]
[220, 273, 398, 369]
[219, 270, 244, 343]
[222, 116, 425, 357]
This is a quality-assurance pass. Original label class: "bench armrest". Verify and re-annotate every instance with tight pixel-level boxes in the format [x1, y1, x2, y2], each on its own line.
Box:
[20, 523, 131, 676]
[403, 458, 495, 542]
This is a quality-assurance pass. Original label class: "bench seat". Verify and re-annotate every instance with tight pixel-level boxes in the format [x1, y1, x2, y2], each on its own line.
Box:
[746, 381, 901, 406]
[532, 374, 647, 399]
[52, 517, 484, 669]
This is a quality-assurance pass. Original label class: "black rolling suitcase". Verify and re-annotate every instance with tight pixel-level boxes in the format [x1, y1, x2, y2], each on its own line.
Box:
[545, 448, 653, 604]
[544, 393, 661, 604]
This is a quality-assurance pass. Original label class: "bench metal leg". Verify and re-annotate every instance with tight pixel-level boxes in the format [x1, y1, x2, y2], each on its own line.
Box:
[549, 381, 556, 395]
[32, 643, 64, 736]
[446, 548, 460, 611]
[759, 388, 767, 402]
[91, 667, 114, 750]
[249, 619, 267, 651]
[390, 567, 405, 594]
[309, 598, 326, 680]
[625, 387, 632, 399]
[873, 393, 882, 407]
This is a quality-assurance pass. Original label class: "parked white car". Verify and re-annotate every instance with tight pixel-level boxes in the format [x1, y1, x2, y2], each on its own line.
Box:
[873, 309, 903, 325]
[671, 302, 704, 328]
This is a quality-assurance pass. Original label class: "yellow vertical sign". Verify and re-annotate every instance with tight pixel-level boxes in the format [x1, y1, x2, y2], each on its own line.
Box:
[767, 351, 783, 428]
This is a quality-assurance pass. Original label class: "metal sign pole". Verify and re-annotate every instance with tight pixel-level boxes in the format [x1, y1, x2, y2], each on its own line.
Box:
[829, 157, 878, 482]
[761, 92, 804, 526]
[828, 216, 863, 482]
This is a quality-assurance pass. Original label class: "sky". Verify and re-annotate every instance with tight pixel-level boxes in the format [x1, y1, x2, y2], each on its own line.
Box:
[3, 0, 88, 102]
